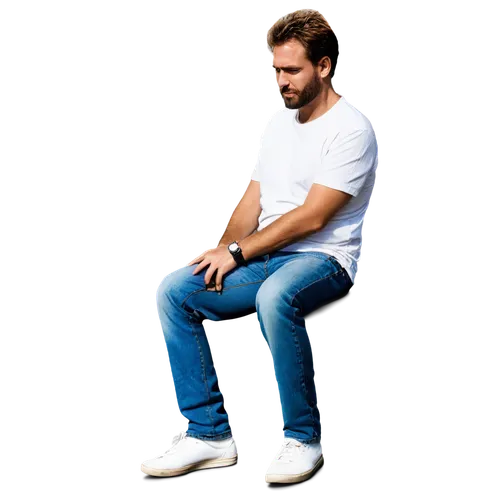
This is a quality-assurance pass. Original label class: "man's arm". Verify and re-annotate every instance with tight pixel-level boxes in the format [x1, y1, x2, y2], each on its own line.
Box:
[217, 180, 262, 247]
[237, 205, 321, 261]
[238, 183, 352, 261]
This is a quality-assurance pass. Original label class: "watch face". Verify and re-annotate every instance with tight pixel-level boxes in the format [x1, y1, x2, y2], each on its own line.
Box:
[229, 243, 238, 252]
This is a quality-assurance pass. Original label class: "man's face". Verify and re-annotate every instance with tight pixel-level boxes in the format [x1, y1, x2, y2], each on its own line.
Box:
[273, 39, 323, 110]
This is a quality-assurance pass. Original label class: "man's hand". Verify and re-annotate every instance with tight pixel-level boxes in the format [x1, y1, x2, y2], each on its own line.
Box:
[187, 246, 237, 292]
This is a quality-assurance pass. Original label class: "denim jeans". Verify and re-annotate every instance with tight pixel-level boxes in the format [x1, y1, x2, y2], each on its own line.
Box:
[156, 250, 353, 445]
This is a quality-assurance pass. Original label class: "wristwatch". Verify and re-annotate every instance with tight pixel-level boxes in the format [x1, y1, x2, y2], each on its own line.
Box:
[228, 241, 247, 266]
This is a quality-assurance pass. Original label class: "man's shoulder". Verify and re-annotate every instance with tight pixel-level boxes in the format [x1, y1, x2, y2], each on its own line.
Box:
[267, 107, 292, 125]
[336, 99, 375, 136]
[259, 107, 292, 137]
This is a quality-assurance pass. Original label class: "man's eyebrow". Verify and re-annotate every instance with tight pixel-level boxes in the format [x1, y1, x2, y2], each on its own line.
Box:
[272, 65, 300, 70]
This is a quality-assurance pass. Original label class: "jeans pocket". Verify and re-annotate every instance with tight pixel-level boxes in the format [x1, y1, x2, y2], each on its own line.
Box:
[328, 256, 353, 287]
[305, 251, 331, 262]
[328, 256, 354, 288]
[326, 255, 343, 274]
[301, 251, 347, 277]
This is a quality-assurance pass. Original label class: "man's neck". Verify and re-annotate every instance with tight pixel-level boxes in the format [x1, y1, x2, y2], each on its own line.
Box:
[297, 88, 342, 124]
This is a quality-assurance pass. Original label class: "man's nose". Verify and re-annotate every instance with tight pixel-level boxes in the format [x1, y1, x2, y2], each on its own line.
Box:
[278, 74, 290, 91]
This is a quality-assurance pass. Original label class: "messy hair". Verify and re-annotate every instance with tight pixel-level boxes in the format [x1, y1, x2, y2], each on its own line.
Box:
[267, 9, 339, 79]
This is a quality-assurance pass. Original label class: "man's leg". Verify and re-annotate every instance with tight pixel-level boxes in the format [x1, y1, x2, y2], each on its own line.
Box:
[255, 251, 353, 444]
[156, 254, 270, 440]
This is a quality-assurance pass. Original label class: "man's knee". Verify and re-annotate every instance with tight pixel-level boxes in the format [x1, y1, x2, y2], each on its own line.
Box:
[255, 279, 288, 314]
[155, 274, 172, 308]
[156, 266, 192, 306]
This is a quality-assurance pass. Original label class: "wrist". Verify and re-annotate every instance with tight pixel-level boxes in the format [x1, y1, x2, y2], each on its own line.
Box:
[228, 240, 247, 266]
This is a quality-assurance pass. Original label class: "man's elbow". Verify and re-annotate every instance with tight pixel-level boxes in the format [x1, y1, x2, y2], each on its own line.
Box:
[300, 207, 326, 233]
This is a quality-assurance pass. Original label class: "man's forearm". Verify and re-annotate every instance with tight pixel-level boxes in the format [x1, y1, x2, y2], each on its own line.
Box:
[217, 205, 260, 247]
[238, 206, 322, 261]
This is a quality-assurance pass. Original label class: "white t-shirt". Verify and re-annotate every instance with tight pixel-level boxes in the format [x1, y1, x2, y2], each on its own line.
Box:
[250, 95, 378, 284]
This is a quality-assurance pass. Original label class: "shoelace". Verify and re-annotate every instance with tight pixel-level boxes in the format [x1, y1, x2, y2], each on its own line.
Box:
[159, 431, 188, 457]
[168, 431, 186, 449]
[154, 431, 186, 457]
[276, 439, 307, 463]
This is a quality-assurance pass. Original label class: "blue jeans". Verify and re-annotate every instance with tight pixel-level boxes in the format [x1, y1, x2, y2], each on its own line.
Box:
[156, 250, 353, 445]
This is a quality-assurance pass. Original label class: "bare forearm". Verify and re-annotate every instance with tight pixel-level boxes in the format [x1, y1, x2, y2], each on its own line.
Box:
[238, 206, 322, 261]
[217, 204, 260, 247]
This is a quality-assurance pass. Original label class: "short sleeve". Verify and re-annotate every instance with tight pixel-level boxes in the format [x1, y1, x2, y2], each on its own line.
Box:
[313, 129, 377, 197]
[251, 133, 264, 182]
[250, 107, 282, 183]
[251, 158, 260, 181]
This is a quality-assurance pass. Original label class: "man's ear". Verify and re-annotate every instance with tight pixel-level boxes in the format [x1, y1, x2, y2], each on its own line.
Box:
[318, 56, 331, 79]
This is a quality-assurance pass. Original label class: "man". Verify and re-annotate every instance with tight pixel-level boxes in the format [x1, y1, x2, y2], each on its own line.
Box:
[141, 9, 378, 484]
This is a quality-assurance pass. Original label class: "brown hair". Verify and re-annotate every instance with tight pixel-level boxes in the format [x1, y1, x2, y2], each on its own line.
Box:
[267, 9, 339, 79]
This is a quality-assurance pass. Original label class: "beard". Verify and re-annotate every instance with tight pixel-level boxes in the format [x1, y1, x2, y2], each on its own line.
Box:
[282, 72, 322, 109]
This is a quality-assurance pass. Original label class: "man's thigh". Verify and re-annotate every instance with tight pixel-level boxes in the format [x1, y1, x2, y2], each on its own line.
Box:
[159, 254, 269, 322]
[258, 251, 353, 317]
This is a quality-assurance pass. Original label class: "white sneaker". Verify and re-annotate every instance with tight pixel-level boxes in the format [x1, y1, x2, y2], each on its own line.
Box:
[141, 431, 238, 477]
[265, 437, 324, 484]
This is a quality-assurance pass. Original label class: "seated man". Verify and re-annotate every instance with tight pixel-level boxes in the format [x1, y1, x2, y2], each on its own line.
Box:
[141, 8, 378, 485]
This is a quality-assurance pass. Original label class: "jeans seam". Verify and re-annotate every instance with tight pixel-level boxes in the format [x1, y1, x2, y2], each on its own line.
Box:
[288, 435, 320, 444]
[290, 269, 344, 304]
[290, 304, 315, 439]
[185, 430, 233, 441]
[288, 268, 344, 442]
[292, 296, 316, 439]
[181, 280, 266, 310]
[188, 316, 215, 431]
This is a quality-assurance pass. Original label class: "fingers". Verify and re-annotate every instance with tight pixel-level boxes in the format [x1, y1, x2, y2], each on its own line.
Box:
[205, 267, 217, 287]
[188, 249, 225, 292]
[192, 258, 210, 275]
[206, 268, 223, 293]
[188, 251, 207, 267]
[188, 257, 201, 267]
[214, 270, 223, 291]
[214, 272, 223, 292]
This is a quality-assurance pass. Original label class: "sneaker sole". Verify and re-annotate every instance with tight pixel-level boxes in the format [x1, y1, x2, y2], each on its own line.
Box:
[265, 454, 324, 484]
[141, 455, 238, 477]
